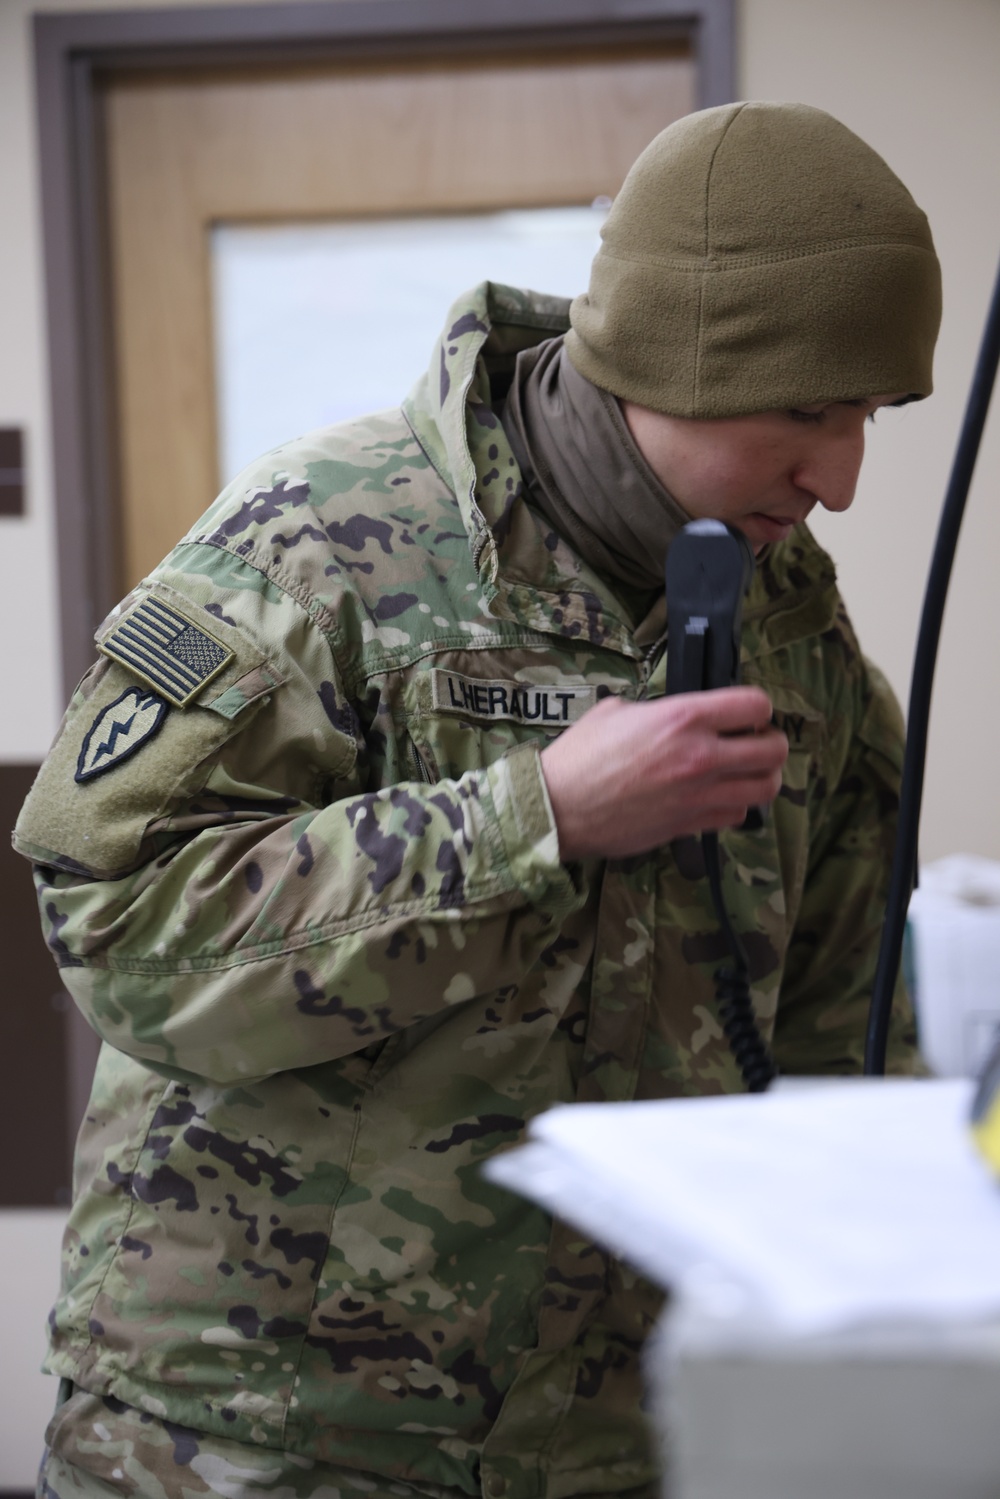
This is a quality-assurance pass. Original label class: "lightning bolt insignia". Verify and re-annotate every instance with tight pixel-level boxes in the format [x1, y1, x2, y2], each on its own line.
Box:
[93, 710, 138, 764]
[76, 687, 169, 783]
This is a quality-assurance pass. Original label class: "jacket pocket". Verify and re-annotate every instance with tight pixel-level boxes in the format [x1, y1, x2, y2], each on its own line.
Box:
[91, 1066, 362, 1430]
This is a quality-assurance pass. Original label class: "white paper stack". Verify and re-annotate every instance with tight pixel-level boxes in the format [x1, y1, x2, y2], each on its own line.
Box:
[485, 1078, 1000, 1336]
[909, 855, 1000, 1077]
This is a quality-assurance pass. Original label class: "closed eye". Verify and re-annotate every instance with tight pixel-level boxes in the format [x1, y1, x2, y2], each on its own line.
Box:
[787, 403, 878, 425]
[787, 408, 825, 425]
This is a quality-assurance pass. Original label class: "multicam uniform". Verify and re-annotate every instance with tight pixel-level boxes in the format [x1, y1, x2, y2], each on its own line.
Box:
[17, 283, 917, 1499]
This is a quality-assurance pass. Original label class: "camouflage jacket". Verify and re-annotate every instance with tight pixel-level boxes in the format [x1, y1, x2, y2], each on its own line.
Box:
[15, 284, 916, 1499]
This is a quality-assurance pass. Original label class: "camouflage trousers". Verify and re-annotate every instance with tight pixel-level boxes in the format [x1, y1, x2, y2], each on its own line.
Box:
[38, 1382, 474, 1499]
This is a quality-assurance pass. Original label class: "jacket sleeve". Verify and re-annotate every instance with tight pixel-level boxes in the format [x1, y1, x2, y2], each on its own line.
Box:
[771, 659, 921, 1077]
[15, 554, 586, 1087]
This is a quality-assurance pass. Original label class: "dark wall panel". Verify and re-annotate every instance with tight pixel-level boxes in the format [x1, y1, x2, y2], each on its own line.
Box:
[0, 765, 71, 1205]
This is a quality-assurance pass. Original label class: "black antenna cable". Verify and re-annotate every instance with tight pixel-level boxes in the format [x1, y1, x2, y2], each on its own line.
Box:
[865, 253, 1000, 1074]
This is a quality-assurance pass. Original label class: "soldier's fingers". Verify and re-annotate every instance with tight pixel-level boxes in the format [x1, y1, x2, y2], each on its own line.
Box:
[712, 729, 788, 778]
[663, 686, 775, 733]
[689, 792, 775, 833]
[693, 763, 782, 811]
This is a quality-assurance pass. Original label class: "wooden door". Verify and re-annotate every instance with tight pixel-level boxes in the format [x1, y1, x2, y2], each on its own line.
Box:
[100, 45, 695, 591]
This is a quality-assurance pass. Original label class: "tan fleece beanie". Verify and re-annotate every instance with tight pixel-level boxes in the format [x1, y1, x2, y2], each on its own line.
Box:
[566, 102, 942, 417]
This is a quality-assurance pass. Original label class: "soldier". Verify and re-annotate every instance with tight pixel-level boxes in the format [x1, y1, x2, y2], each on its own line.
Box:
[18, 102, 940, 1497]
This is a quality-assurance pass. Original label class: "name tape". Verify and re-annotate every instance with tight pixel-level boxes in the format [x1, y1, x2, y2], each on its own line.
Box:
[430, 669, 597, 726]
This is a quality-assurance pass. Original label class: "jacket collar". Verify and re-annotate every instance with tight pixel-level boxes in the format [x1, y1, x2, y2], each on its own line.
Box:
[402, 282, 840, 663]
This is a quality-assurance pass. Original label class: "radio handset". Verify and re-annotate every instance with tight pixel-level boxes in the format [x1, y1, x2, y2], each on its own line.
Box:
[665, 518, 754, 698]
[664, 520, 776, 1092]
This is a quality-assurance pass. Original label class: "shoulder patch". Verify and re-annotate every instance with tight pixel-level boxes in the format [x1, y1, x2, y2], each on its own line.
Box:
[100, 596, 234, 707]
[76, 687, 168, 782]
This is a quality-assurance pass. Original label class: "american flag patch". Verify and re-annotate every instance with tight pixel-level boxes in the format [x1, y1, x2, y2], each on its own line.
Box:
[100, 596, 234, 707]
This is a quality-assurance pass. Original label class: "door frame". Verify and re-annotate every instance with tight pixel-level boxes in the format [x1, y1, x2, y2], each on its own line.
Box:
[34, 0, 734, 698]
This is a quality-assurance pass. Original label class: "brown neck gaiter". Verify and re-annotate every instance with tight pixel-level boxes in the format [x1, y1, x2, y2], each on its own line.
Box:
[501, 337, 690, 595]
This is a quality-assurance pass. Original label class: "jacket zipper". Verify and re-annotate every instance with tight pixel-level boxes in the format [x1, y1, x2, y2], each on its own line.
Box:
[409, 736, 435, 784]
[637, 632, 668, 701]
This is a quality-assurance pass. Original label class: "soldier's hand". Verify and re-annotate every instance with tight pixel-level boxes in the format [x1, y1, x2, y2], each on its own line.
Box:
[539, 687, 788, 861]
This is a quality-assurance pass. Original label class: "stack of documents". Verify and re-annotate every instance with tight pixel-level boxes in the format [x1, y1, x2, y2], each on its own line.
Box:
[486, 1079, 1000, 1335]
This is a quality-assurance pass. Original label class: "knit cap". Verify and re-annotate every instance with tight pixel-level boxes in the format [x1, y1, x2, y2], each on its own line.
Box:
[565, 101, 941, 417]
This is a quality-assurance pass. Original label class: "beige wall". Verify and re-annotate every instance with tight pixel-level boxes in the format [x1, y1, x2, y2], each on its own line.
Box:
[740, 0, 1000, 869]
[2, 0, 998, 812]
[1, 0, 61, 759]
[741, 0, 1000, 864]
[0, 1209, 67, 1485]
